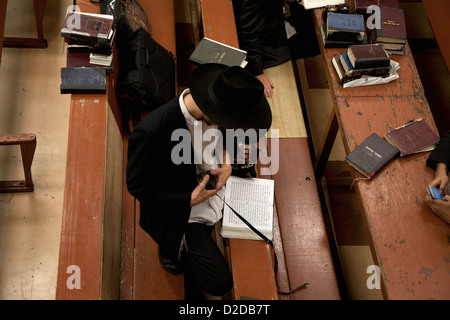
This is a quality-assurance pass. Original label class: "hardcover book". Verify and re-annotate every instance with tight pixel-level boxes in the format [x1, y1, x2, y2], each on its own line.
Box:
[375, 7, 406, 44]
[221, 176, 274, 241]
[61, 12, 114, 43]
[339, 52, 390, 77]
[326, 13, 366, 43]
[345, 133, 399, 179]
[189, 37, 248, 67]
[384, 119, 440, 156]
[60, 67, 106, 94]
[347, 44, 390, 69]
[321, 24, 368, 48]
[354, 0, 399, 14]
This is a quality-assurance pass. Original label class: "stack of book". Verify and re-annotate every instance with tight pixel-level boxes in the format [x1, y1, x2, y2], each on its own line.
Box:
[345, 119, 439, 180]
[332, 43, 391, 84]
[373, 6, 407, 55]
[61, 11, 116, 69]
[321, 12, 368, 48]
[60, 11, 116, 94]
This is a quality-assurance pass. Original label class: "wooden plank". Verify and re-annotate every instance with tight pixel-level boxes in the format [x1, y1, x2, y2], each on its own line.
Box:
[270, 138, 340, 300]
[264, 61, 307, 139]
[311, 5, 450, 299]
[337, 96, 449, 300]
[56, 95, 107, 300]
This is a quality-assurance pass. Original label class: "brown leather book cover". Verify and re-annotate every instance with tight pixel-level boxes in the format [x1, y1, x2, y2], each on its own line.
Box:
[347, 44, 390, 68]
[375, 7, 406, 43]
[355, 0, 399, 14]
[384, 119, 440, 156]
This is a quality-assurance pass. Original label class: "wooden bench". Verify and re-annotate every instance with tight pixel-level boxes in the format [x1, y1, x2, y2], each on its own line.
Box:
[311, 2, 450, 299]
[0, 133, 36, 193]
[200, 0, 341, 300]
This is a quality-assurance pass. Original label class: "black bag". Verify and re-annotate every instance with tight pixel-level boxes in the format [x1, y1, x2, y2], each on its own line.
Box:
[117, 27, 176, 131]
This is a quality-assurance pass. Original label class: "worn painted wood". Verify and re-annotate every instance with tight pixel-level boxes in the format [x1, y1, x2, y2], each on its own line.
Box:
[312, 6, 450, 299]
[269, 138, 341, 300]
[264, 61, 308, 139]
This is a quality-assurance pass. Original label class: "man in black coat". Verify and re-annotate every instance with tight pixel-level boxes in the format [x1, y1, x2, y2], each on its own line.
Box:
[126, 64, 272, 299]
[425, 130, 450, 224]
[232, 0, 291, 98]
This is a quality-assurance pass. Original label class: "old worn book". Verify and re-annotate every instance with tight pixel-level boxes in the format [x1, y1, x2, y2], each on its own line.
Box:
[326, 13, 366, 43]
[384, 119, 440, 156]
[375, 7, 406, 44]
[61, 11, 114, 44]
[345, 133, 399, 179]
[321, 24, 367, 48]
[60, 67, 106, 94]
[347, 44, 390, 69]
[189, 37, 248, 67]
[340, 52, 390, 77]
[221, 176, 274, 241]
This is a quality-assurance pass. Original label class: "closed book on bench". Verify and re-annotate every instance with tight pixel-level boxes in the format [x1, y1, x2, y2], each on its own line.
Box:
[375, 7, 406, 44]
[384, 119, 440, 156]
[221, 176, 274, 241]
[345, 133, 399, 179]
[61, 11, 114, 44]
[60, 67, 106, 94]
[326, 13, 366, 43]
[340, 51, 391, 78]
[189, 37, 248, 67]
[347, 44, 390, 69]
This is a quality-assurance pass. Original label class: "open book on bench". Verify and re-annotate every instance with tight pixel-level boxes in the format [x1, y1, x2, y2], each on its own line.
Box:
[221, 176, 274, 241]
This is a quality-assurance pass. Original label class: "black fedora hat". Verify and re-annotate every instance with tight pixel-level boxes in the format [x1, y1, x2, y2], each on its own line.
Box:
[189, 63, 272, 134]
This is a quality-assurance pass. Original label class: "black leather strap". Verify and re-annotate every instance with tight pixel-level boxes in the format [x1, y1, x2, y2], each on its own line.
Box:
[216, 194, 308, 295]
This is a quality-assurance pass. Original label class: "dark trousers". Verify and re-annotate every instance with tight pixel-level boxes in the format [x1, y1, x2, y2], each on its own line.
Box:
[182, 223, 233, 300]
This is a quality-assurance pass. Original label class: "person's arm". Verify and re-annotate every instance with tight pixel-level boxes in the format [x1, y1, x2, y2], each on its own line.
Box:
[425, 194, 450, 224]
[234, 0, 274, 97]
[430, 162, 448, 194]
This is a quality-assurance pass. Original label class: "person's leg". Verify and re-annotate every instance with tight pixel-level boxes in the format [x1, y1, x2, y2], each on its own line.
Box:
[182, 223, 233, 300]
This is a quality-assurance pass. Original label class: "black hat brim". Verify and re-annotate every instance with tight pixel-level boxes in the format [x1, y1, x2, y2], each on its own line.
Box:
[189, 64, 272, 136]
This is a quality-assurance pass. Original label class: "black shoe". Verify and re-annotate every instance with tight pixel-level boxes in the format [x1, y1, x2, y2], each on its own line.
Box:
[158, 247, 184, 275]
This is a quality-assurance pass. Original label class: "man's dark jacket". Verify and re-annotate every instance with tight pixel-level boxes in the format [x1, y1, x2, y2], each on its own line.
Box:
[126, 97, 197, 259]
[232, 0, 290, 76]
[427, 130, 450, 170]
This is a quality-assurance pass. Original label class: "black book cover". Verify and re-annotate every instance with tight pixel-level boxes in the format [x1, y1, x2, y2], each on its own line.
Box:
[345, 133, 399, 179]
[189, 37, 247, 67]
[60, 67, 106, 94]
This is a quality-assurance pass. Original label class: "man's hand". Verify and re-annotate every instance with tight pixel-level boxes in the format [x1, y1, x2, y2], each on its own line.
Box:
[210, 163, 232, 191]
[430, 163, 448, 194]
[425, 194, 450, 224]
[190, 174, 217, 207]
[256, 74, 274, 98]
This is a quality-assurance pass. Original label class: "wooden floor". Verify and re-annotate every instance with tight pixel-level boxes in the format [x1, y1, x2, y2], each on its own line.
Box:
[0, 0, 448, 300]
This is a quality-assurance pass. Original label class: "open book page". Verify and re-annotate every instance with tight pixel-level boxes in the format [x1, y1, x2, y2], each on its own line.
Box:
[221, 176, 274, 241]
[301, 0, 344, 10]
